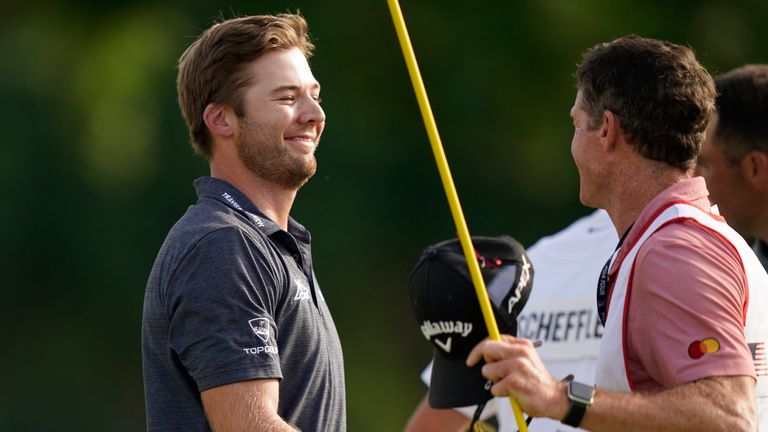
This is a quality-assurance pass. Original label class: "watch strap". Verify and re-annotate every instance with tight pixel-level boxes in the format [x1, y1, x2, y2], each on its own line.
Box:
[562, 399, 588, 427]
[562, 381, 593, 428]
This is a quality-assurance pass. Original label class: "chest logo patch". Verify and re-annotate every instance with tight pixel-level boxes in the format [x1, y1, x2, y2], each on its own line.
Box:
[248, 318, 270, 343]
[688, 337, 720, 359]
[294, 280, 311, 301]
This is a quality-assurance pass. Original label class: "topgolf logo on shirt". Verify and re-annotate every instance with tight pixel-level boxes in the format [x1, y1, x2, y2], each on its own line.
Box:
[243, 317, 278, 356]
[249, 318, 270, 343]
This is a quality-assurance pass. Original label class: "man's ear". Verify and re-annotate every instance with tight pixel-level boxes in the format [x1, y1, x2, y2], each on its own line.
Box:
[203, 103, 236, 139]
[742, 150, 768, 191]
[600, 110, 620, 151]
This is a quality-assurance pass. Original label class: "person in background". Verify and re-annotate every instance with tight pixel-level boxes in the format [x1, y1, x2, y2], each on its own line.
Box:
[696, 64, 768, 269]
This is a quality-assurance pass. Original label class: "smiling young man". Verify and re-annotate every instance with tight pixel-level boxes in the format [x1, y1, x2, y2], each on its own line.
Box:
[467, 36, 768, 431]
[141, 14, 345, 431]
[696, 65, 768, 269]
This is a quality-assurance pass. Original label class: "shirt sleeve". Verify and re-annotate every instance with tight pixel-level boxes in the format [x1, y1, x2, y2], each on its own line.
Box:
[628, 220, 754, 389]
[164, 227, 285, 391]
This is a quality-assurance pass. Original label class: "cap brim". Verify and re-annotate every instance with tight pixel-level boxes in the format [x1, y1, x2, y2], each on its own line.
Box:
[428, 349, 493, 408]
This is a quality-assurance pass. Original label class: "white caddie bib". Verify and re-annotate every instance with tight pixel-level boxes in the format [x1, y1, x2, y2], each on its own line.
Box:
[594, 202, 768, 428]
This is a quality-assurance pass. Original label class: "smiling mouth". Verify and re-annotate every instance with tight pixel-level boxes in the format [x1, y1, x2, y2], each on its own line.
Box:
[284, 136, 317, 154]
[285, 135, 315, 143]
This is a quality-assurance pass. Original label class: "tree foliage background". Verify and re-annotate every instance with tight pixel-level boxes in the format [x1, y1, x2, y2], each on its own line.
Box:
[1, 1, 766, 430]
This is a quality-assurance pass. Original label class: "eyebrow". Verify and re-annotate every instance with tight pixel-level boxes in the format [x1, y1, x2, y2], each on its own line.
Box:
[270, 83, 321, 95]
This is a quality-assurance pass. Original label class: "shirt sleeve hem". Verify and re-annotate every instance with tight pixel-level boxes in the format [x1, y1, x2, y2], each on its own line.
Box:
[196, 367, 284, 392]
[668, 366, 756, 386]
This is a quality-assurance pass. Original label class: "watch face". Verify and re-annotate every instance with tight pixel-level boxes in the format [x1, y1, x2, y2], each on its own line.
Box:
[569, 381, 595, 404]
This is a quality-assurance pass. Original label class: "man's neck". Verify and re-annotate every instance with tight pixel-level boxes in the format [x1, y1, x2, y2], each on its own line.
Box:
[210, 164, 297, 231]
[604, 160, 692, 237]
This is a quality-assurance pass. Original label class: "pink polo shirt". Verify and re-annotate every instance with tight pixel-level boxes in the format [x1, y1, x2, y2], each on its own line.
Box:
[608, 177, 755, 391]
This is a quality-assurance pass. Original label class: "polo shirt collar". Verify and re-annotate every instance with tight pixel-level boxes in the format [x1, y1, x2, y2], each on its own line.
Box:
[193, 176, 310, 242]
[608, 176, 710, 276]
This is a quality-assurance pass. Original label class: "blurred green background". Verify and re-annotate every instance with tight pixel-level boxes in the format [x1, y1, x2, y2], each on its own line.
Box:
[1, 0, 766, 430]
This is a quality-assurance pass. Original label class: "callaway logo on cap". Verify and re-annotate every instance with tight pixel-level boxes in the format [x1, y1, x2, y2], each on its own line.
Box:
[409, 235, 534, 408]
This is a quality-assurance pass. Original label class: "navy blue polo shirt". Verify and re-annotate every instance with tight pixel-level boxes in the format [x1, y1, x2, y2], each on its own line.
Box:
[142, 177, 346, 431]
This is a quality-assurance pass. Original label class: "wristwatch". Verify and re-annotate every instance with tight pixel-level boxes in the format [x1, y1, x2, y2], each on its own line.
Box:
[561, 380, 595, 427]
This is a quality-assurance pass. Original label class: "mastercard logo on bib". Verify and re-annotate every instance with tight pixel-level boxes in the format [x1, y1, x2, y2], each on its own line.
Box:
[688, 337, 720, 359]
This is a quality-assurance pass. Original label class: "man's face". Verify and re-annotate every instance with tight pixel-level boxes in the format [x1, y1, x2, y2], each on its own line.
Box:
[696, 112, 756, 235]
[235, 47, 325, 189]
[570, 91, 607, 208]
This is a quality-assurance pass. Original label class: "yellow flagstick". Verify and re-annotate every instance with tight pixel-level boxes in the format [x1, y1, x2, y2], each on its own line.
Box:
[386, 1, 528, 431]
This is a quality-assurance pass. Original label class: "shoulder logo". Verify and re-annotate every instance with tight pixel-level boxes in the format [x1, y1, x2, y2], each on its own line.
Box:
[248, 318, 270, 343]
[434, 337, 452, 353]
[688, 337, 719, 359]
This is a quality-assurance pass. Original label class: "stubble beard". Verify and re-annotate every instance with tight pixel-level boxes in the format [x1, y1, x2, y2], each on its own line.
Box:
[577, 163, 603, 209]
[579, 160, 616, 210]
[237, 119, 318, 190]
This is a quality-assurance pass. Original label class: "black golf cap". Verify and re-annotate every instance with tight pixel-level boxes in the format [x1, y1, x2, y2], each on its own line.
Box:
[409, 236, 533, 408]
